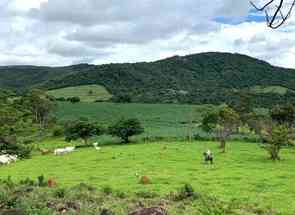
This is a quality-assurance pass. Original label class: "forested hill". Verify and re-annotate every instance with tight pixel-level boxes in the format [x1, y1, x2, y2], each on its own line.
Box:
[1, 52, 295, 106]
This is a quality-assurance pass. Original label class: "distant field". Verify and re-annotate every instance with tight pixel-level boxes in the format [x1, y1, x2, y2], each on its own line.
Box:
[250, 85, 294, 95]
[1, 141, 295, 214]
[55, 102, 215, 139]
[47, 85, 112, 102]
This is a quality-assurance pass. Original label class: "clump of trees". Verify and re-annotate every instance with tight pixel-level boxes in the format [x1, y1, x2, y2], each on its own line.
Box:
[201, 105, 241, 153]
[64, 118, 144, 145]
[108, 119, 144, 143]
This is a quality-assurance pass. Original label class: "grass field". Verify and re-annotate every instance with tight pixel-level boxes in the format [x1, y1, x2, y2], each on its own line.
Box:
[1, 140, 294, 214]
[55, 102, 215, 139]
[250, 85, 294, 95]
[47, 85, 112, 102]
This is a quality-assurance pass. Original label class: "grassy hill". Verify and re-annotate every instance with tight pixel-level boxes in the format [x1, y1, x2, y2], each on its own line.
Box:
[1, 52, 295, 106]
[1, 141, 294, 214]
[47, 84, 112, 102]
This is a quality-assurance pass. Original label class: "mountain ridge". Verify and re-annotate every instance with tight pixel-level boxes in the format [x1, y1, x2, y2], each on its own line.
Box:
[1, 52, 295, 106]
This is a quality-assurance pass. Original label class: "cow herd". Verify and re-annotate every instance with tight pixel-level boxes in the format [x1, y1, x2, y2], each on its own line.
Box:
[0, 154, 18, 165]
[0, 142, 102, 166]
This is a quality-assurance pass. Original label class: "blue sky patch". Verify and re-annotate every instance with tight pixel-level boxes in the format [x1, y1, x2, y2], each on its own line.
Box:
[215, 13, 265, 25]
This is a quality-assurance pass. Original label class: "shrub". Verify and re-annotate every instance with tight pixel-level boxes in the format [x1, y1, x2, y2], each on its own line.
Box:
[22, 139, 34, 145]
[111, 94, 132, 103]
[37, 175, 47, 187]
[54, 188, 66, 198]
[56, 97, 66, 102]
[20, 178, 35, 186]
[52, 126, 64, 137]
[115, 191, 127, 199]
[0, 143, 32, 159]
[67, 97, 80, 104]
[136, 191, 158, 198]
[173, 184, 199, 201]
[102, 186, 113, 195]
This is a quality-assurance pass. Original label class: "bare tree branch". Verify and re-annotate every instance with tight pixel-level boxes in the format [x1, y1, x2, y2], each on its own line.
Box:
[250, 0, 295, 29]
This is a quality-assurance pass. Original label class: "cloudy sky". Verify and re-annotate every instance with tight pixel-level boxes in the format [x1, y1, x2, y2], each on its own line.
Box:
[1, 0, 295, 68]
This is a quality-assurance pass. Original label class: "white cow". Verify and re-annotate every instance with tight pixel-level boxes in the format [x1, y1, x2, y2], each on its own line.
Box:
[54, 146, 75, 155]
[93, 142, 101, 150]
[0, 154, 18, 165]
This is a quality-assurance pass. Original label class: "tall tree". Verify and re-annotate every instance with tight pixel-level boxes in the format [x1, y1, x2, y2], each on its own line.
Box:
[201, 106, 241, 153]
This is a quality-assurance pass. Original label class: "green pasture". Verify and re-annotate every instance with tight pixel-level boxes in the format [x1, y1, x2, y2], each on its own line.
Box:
[1, 141, 295, 214]
[47, 85, 112, 102]
[55, 102, 215, 139]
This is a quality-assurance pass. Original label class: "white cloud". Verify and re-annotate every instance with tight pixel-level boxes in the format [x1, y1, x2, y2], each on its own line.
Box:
[0, 0, 295, 69]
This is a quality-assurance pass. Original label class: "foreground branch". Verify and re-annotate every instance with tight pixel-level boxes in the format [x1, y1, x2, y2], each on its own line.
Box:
[250, 0, 295, 28]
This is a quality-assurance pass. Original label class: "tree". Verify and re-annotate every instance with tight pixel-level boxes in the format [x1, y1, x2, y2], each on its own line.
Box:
[260, 123, 291, 160]
[65, 119, 104, 145]
[251, 0, 295, 29]
[248, 104, 295, 160]
[270, 104, 295, 127]
[201, 106, 241, 152]
[108, 119, 144, 143]
[230, 92, 252, 124]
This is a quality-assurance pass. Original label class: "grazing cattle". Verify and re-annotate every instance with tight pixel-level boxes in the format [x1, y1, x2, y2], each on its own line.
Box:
[0, 154, 18, 165]
[93, 142, 101, 150]
[203, 150, 213, 164]
[54, 147, 75, 155]
[40, 149, 51, 155]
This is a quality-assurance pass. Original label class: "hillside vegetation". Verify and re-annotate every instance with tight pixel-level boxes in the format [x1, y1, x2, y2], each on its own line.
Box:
[47, 84, 112, 102]
[1, 52, 295, 106]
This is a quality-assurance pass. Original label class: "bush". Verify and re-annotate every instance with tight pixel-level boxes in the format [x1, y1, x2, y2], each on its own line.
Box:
[56, 97, 66, 102]
[111, 94, 132, 103]
[136, 191, 158, 198]
[101, 186, 113, 195]
[0, 143, 32, 159]
[67, 97, 80, 104]
[173, 184, 199, 201]
[52, 126, 64, 137]
[37, 175, 47, 187]
[54, 188, 66, 198]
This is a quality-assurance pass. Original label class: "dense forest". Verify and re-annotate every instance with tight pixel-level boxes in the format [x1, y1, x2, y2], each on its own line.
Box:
[1, 52, 295, 107]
